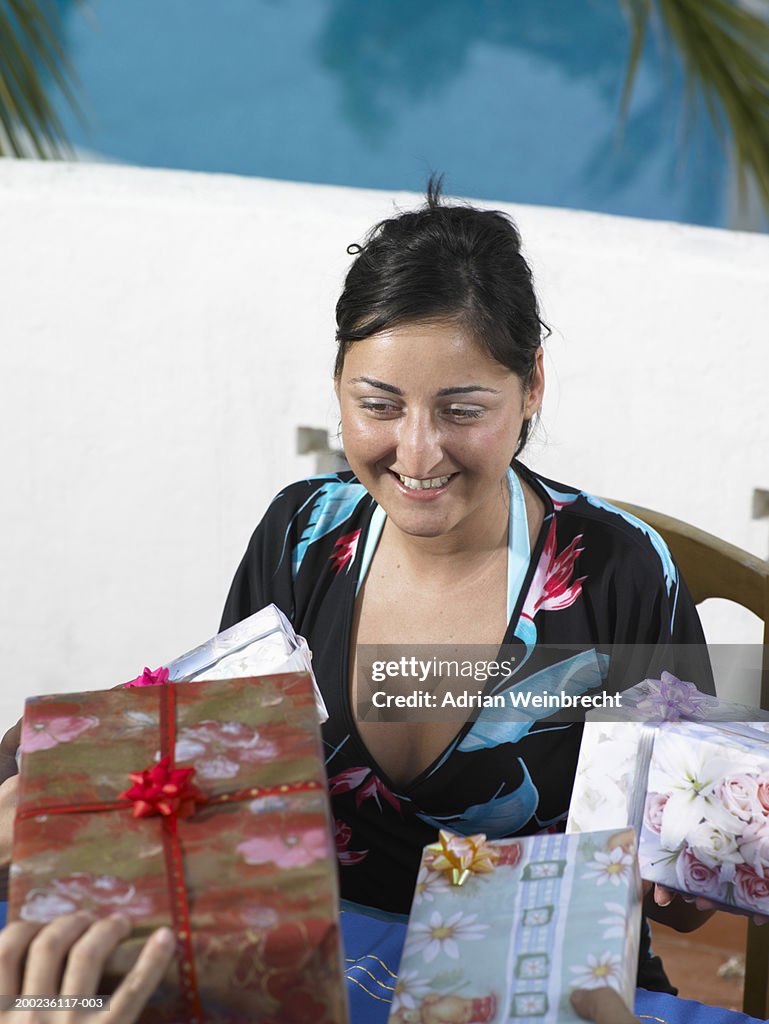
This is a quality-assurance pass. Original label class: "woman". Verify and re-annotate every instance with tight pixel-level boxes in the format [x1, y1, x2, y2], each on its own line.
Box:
[220, 179, 715, 993]
[0, 181, 713, 1020]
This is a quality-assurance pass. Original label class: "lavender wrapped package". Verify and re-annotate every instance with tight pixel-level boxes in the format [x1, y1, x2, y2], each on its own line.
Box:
[567, 674, 769, 914]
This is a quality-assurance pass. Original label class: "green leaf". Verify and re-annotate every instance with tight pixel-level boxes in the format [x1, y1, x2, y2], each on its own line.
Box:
[0, 0, 81, 157]
[621, 0, 769, 220]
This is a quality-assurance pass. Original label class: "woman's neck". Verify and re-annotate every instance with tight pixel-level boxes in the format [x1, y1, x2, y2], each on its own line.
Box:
[380, 482, 511, 583]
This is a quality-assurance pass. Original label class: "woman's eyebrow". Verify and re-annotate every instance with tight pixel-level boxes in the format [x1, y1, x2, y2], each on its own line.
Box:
[348, 376, 402, 395]
[347, 378, 500, 397]
[436, 385, 500, 396]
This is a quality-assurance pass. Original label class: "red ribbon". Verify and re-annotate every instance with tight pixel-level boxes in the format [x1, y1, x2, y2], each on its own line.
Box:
[18, 683, 323, 1024]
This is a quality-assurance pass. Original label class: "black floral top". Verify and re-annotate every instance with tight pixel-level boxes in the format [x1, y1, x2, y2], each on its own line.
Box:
[221, 462, 713, 991]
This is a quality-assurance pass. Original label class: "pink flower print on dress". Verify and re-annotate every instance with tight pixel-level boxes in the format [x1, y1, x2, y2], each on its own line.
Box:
[334, 818, 368, 866]
[328, 766, 401, 813]
[20, 873, 154, 923]
[329, 529, 361, 575]
[21, 714, 99, 754]
[521, 519, 586, 627]
[237, 827, 328, 869]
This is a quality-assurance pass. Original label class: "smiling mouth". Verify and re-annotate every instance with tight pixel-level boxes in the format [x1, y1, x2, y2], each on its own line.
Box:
[394, 472, 455, 491]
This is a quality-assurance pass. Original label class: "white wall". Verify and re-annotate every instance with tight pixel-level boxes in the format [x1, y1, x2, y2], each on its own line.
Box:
[1, 161, 767, 727]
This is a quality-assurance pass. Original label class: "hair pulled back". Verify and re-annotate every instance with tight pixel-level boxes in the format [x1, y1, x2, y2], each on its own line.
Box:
[335, 177, 548, 455]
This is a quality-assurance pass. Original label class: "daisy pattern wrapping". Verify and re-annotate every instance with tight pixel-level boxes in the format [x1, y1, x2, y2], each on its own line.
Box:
[390, 829, 641, 1024]
[566, 675, 769, 914]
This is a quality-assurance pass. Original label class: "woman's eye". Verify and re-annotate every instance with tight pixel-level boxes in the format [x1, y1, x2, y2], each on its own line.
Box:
[446, 406, 484, 420]
[359, 399, 400, 416]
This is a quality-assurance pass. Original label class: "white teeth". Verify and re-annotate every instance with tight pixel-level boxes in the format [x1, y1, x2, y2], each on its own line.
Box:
[397, 473, 452, 490]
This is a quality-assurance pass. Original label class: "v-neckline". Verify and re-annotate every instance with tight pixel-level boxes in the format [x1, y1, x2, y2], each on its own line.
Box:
[340, 463, 554, 796]
[355, 467, 531, 618]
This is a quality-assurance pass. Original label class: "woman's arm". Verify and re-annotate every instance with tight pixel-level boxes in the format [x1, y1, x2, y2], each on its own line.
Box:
[0, 721, 20, 787]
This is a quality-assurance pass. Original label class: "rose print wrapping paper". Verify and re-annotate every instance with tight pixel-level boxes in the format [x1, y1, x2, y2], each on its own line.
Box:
[390, 829, 641, 1024]
[567, 675, 769, 915]
[640, 721, 769, 913]
[9, 673, 347, 1024]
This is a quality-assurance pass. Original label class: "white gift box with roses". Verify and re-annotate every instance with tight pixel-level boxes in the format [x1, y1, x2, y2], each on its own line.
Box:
[566, 674, 769, 915]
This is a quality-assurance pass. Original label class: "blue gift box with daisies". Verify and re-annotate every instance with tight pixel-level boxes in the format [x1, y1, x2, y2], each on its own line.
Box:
[390, 828, 641, 1024]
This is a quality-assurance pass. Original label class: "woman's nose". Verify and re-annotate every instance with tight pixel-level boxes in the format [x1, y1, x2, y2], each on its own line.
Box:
[395, 411, 445, 477]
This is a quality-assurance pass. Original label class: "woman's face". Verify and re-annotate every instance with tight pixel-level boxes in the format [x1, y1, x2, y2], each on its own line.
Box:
[336, 319, 544, 543]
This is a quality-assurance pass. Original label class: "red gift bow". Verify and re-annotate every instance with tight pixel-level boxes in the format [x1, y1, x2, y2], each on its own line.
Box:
[17, 682, 323, 1024]
[120, 756, 206, 820]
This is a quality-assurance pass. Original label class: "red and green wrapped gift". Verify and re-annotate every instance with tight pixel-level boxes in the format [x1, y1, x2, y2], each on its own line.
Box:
[9, 673, 348, 1024]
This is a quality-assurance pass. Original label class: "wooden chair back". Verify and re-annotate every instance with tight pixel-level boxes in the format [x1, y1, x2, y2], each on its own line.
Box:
[609, 499, 769, 1018]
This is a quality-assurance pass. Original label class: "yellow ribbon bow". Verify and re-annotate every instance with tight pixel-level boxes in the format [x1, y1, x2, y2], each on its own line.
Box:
[423, 829, 499, 886]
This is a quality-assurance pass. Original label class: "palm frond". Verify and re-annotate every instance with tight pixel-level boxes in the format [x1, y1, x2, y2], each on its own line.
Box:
[620, 0, 769, 217]
[0, 0, 80, 157]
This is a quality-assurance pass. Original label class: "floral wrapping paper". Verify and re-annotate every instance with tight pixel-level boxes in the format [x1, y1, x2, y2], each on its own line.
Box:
[641, 722, 769, 913]
[566, 677, 769, 914]
[390, 830, 641, 1024]
[9, 673, 348, 1024]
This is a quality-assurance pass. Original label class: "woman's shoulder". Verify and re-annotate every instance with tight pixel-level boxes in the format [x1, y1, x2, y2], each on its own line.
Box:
[264, 471, 370, 519]
[520, 464, 678, 592]
[255, 472, 374, 573]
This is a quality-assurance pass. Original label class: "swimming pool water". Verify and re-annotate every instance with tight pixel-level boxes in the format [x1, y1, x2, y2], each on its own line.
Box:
[55, 0, 741, 229]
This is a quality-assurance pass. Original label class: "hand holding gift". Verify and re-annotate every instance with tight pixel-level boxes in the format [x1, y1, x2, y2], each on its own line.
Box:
[0, 913, 174, 1024]
[570, 988, 640, 1024]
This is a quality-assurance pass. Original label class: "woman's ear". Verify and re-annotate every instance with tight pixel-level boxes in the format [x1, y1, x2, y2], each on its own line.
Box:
[524, 346, 545, 418]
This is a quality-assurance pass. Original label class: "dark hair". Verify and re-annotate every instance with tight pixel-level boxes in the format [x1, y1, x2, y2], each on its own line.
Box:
[335, 176, 549, 455]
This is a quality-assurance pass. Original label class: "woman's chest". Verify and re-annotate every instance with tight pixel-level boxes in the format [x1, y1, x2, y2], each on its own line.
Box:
[349, 562, 509, 786]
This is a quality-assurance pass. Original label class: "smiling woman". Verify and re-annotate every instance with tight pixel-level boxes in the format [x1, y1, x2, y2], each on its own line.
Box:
[337, 321, 543, 543]
[218, 180, 718, 999]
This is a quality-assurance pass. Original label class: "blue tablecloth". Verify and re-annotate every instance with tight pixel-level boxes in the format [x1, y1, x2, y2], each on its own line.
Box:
[0, 901, 760, 1021]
